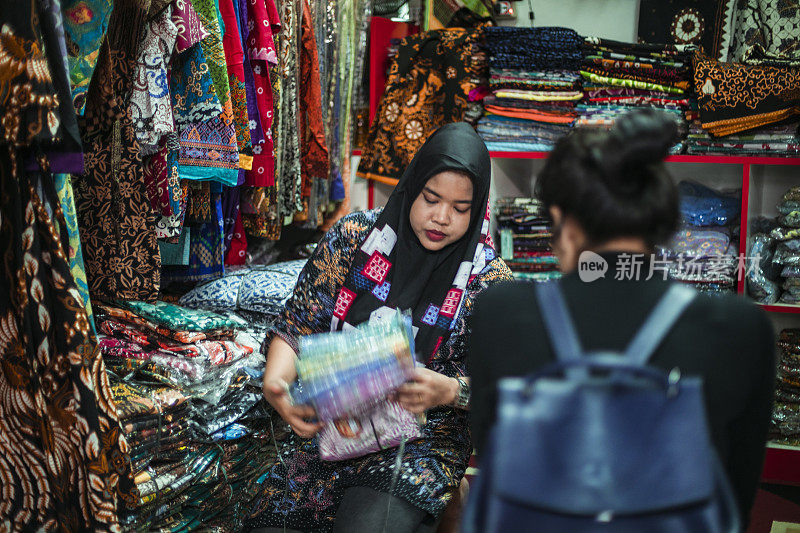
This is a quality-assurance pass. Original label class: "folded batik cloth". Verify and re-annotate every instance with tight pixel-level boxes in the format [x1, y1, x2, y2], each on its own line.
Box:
[695, 59, 800, 136]
[484, 105, 576, 124]
[486, 26, 583, 71]
[110, 380, 189, 421]
[96, 303, 235, 343]
[773, 227, 800, 242]
[583, 37, 696, 60]
[580, 70, 686, 94]
[120, 299, 247, 331]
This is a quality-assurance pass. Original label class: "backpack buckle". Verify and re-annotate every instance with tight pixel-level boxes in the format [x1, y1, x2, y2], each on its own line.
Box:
[667, 367, 681, 397]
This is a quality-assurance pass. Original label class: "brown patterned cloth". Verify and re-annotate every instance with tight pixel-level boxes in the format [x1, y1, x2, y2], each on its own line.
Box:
[694, 57, 800, 136]
[299, 0, 330, 205]
[73, 0, 162, 302]
[357, 27, 488, 185]
[0, 3, 135, 529]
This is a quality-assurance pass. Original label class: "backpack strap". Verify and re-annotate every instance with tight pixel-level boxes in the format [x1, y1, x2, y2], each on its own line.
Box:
[535, 281, 583, 362]
[623, 284, 696, 365]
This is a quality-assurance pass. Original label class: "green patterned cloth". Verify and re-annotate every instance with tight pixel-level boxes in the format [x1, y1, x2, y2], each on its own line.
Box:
[54, 172, 95, 332]
[120, 299, 247, 331]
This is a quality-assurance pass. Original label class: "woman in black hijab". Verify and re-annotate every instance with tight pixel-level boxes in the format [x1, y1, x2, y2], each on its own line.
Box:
[249, 123, 512, 532]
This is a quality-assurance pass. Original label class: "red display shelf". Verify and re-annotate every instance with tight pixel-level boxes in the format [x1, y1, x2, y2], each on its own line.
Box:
[354, 150, 800, 165]
[763, 444, 800, 486]
[486, 151, 800, 165]
[758, 304, 800, 314]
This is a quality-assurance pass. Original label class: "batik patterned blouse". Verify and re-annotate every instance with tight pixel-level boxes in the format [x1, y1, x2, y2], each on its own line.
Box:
[246, 209, 512, 531]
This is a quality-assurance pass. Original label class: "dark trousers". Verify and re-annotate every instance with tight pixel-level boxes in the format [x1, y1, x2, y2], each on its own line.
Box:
[252, 486, 438, 533]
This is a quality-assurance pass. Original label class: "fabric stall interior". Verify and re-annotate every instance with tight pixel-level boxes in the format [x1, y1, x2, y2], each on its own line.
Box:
[4, 0, 800, 530]
[494, 198, 560, 281]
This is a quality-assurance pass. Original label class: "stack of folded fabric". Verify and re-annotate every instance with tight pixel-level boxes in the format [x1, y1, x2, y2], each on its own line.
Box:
[478, 27, 583, 152]
[770, 329, 800, 446]
[578, 37, 694, 149]
[660, 181, 741, 294]
[685, 122, 800, 156]
[770, 186, 800, 305]
[495, 197, 560, 281]
[95, 300, 272, 530]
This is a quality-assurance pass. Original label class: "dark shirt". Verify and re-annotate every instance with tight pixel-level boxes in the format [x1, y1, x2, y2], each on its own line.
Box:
[468, 252, 776, 520]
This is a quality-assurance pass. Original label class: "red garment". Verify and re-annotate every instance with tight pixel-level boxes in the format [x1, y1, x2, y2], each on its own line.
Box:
[224, 210, 248, 264]
[219, 0, 253, 170]
[244, 0, 280, 187]
[298, 0, 329, 198]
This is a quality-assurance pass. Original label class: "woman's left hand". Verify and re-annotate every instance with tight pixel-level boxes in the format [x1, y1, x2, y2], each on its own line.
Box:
[393, 368, 458, 414]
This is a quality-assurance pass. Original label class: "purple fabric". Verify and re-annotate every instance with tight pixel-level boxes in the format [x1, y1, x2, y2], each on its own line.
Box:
[221, 185, 240, 257]
[234, 0, 265, 146]
[317, 400, 422, 461]
[26, 152, 84, 174]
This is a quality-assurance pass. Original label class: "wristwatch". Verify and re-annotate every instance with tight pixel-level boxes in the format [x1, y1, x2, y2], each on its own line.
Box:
[453, 376, 470, 409]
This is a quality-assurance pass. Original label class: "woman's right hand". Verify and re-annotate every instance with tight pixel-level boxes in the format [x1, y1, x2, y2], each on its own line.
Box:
[263, 378, 324, 439]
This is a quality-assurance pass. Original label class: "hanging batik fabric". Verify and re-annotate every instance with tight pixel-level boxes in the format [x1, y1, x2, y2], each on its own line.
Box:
[637, 0, 737, 61]
[0, 0, 135, 528]
[356, 27, 488, 185]
[220, 0, 254, 176]
[244, 0, 279, 188]
[728, 0, 800, 63]
[694, 58, 800, 136]
[277, 0, 303, 216]
[185, 0, 241, 186]
[39, 0, 86, 174]
[129, 4, 179, 155]
[73, 0, 162, 302]
[62, 0, 114, 114]
[298, 0, 330, 227]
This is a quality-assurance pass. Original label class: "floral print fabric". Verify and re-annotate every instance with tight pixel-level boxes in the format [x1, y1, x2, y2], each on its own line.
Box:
[0, 3, 134, 528]
[129, 5, 179, 154]
[357, 27, 488, 184]
[62, 0, 114, 114]
[120, 299, 247, 332]
[73, 0, 162, 302]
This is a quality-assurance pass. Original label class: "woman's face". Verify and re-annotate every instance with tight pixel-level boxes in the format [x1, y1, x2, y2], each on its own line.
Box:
[409, 171, 474, 251]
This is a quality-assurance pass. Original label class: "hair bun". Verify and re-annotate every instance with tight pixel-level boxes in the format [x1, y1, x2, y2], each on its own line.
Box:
[595, 109, 679, 194]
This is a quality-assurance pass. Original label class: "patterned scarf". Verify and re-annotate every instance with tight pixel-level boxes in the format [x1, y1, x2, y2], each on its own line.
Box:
[332, 122, 495, 361]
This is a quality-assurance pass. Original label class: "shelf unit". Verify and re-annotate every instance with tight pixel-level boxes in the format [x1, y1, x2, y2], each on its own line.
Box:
[356, 149, 800, 313]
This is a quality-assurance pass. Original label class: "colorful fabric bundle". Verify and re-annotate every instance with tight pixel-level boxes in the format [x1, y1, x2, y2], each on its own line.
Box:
[660, 181, 741, 295]
[293, 310, 416, 422]
[771, 329, 800, 444]
[98, 297, 274, 530]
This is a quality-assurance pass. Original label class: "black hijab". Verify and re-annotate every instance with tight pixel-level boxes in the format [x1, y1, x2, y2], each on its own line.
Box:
[331, 122, 494, 362]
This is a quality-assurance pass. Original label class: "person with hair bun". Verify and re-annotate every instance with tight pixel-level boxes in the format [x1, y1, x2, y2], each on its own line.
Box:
[468, 109, 775, 523]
